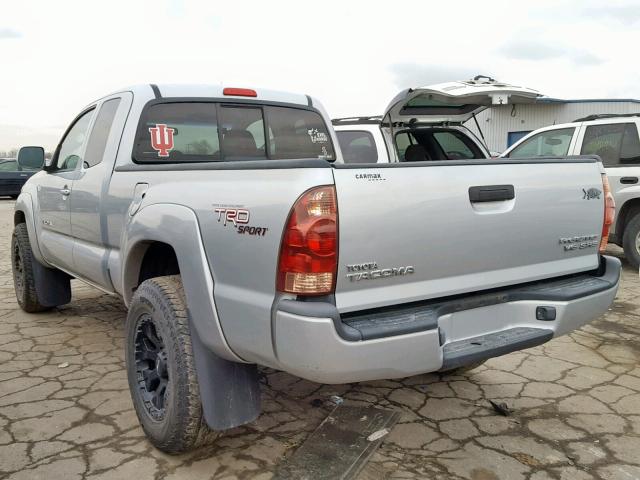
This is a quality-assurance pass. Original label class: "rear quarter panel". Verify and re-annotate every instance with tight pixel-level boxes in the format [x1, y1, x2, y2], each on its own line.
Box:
[111, 166, 335, 366]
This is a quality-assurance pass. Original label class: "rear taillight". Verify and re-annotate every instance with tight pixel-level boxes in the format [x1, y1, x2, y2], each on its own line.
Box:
[277, 186, 338, 295]
[600, 173, 615, 253]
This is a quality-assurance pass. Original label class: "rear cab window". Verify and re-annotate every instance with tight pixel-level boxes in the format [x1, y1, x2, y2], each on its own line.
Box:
[134, 101, 335, 163]
[335, 131, 378, 164]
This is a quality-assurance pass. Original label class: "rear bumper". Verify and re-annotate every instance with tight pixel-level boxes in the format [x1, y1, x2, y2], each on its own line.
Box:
[273, 256, 621, 384]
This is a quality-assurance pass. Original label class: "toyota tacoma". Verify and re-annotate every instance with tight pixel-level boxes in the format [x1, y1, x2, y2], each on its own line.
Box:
[11, 83, 620, 453]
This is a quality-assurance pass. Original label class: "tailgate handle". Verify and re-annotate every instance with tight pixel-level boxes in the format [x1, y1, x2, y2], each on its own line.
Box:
[469, 185, 515, 203]
[620, 176, 638, 185]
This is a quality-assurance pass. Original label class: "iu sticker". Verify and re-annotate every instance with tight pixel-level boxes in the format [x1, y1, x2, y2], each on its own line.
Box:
[148, 124, 175, 157]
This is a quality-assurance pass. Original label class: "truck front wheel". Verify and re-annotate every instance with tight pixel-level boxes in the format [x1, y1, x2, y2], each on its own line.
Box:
[12, 223, 51, 313]
[622, 213, 640, 269]
[125, 275, 217, 453]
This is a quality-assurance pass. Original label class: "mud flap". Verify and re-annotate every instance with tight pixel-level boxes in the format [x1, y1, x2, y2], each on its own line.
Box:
[190, 318, 261, 430]
[32, 256, 72, 307]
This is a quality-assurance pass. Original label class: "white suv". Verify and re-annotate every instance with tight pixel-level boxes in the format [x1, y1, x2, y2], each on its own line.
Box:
[502, 114, 640, 268]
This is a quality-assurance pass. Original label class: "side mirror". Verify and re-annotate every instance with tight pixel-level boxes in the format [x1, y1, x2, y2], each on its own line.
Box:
[17, 146, 45, 170]
[545, 138, 562, 146]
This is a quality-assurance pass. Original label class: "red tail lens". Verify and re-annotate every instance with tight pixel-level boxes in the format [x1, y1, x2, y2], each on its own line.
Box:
[600, 173, 615, 253]
[223, 87, 257, 97]
[277, 186, 338, 295]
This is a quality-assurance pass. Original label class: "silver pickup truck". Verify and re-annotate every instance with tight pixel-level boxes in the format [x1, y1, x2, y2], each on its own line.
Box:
[11, 84, 620, 453]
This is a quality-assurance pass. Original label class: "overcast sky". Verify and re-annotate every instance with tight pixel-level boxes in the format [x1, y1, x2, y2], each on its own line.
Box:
[1, 0, 639, 151]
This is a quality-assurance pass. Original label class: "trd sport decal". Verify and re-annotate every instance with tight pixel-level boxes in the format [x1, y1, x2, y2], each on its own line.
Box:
[213, 206, 269, 237]
[149, 124, 175, 157]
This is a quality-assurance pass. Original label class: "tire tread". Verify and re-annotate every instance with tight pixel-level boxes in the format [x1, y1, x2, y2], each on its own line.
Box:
[126, 275, 217, 453]
[12, 223, 49, 313]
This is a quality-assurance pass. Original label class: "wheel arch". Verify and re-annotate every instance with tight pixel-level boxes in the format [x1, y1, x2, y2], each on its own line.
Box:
[615, 197, 640, 243]
[13, 192, 49, 266]
[122, 204, 260, 431]
[121, 203, 242, 363]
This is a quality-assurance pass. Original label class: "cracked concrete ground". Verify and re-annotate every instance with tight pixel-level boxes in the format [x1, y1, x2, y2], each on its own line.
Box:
[0, 199, 638, 480]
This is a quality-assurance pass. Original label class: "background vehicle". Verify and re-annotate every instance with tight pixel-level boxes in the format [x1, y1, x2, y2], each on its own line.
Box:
[11, 83, 620, 454]
[332, 76, 539, 164]
[0, 157, 39, 198]
[502, 113, 640, 268]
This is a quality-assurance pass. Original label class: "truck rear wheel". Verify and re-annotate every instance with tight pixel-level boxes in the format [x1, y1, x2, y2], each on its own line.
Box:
[12, 223, 51, 313]
[622, 213, 640, 269]
[125, 275, 217, 454]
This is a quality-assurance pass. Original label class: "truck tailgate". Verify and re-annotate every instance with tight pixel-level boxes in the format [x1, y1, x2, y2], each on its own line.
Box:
[332, 159, 604, 313]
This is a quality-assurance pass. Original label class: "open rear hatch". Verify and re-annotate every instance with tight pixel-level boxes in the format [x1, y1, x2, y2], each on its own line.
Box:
[384, 76, 541, 125]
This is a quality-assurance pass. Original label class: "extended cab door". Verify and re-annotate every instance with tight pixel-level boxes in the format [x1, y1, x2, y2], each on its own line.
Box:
[36, 108, 96, 270]
[69, 93, 132, 290]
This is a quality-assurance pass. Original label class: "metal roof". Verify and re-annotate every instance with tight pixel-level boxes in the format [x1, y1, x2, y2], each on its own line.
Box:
[538, 97, 640, 104]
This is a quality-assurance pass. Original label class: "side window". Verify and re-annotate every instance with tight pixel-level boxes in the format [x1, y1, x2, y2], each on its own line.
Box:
[219, 106, 266, 160]
[509, 128, 575, 158]
[83, 98, 121, 168]
[336, 131, 377, 164]
[433, 131, 475, 159]
[620, 124, 640, 165]
[0, 160, 18, 171]
[580, 123, 627, 166]
[56, 109, 95, 170]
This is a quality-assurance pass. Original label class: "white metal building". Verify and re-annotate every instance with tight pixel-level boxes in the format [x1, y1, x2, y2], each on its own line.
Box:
[464, 98, 640, 154]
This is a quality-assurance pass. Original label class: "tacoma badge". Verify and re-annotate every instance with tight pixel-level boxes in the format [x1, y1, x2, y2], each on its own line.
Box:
[346, 264, 415, 282]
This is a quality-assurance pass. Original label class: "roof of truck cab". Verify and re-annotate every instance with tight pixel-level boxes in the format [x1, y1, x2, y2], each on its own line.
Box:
[112, 84, 312, 107]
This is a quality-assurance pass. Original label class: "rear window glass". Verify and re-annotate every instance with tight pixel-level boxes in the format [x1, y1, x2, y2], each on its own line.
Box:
[136, 103, 220, 162]
[405, 96, 465, 108]
[219, 106, 266, 160]
[335, 131, 377, 163]
[134, 102, 334, 163]
[581, 123, 640, 166]
[266, 106, 334, 160]
[433, 131, 475, 160]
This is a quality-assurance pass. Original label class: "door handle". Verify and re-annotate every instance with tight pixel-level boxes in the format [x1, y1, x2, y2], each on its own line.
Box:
[620, 177, 638, 185]
[60, 187, 71, 196]
[469, 185, 515, 202]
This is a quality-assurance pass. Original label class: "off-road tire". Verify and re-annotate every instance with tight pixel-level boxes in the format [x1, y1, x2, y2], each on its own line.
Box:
[622, 213, 640, 270]
[11, 223, 50, 313]
[125, 275, 217, 454]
